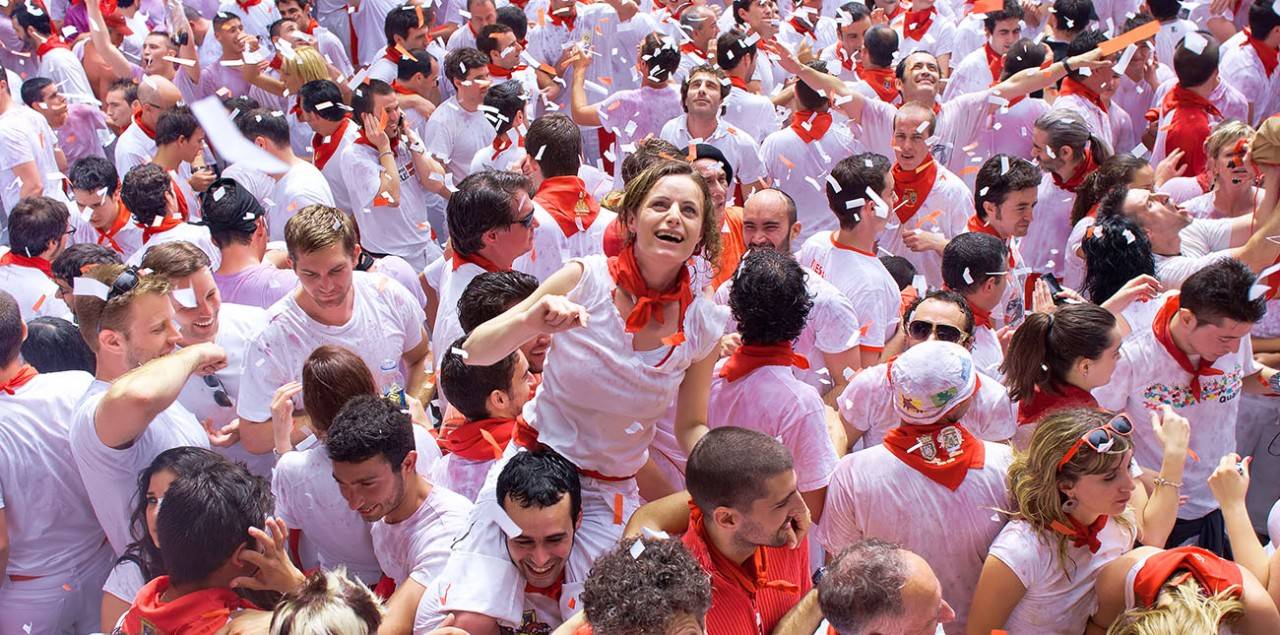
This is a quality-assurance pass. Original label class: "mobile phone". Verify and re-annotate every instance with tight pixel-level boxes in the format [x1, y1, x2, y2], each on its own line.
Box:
[1041, 273, 1067, 305]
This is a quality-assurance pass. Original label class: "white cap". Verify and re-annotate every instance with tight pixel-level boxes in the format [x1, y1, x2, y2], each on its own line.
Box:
[890, 341, 978, 425]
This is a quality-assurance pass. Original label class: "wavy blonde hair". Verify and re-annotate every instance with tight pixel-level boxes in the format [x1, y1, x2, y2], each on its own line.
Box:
[1106, 576, 1244, 635]
[1003, 407, 1134, 578]
[280, 46, 330, 90]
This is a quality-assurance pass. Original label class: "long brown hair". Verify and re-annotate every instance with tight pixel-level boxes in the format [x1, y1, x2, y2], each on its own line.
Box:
[301, 345, 378, 436]
[1002, 304, 1117, 402]
[616, 160, 723, 267]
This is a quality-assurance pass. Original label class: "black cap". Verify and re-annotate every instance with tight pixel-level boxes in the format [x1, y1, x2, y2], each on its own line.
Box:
[197, 178, 266, 235]
[692, 143, 733, 186]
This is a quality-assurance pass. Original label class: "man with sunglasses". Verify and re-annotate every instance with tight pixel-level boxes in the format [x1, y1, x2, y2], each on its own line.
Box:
[0, 196, 74, 321]
[838, 289, 1016, 451]
[941, 231, 1012, 380]
[68, 263, 220, 555]
[1095, 259, 1280, 557]
[141, 241, 273, 477]
[818, 340, 1012, 635]
[431, 171, 535, 395]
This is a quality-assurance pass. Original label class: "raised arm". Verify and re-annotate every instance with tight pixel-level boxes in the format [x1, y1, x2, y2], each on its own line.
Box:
[461, 262, 586, 365]
[85, 0, 135, 80]
[763, 40, 868, 124]
[1209, 454, 1271, 587]
[992, 47, 1113, 105]
[568, 48, 602, 127]
[966, 555, 1027, 635]
[168, 0, 201, 84]
[95, 343, 227, 449]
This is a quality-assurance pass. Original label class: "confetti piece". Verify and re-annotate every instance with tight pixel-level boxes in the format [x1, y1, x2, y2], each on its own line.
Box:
[172, 287, 198, 308]
[73, 277, 110, 300]
[1182, 31, 1208, 55]
[1114, 44, 1137, 76]
[451, 346, 469, 360]
[613, 493, 624, 525]
[963, 267, 975, 285]
[1099, 21, 1159, 56]
[32, 295, 45, 311]
[630, 539, 646, 559]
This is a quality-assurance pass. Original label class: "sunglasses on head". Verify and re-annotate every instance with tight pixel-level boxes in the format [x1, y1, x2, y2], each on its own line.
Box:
[907, 319, 966, 343]
[106, 267, 141, 302]
[1057, 413, 1133, 470]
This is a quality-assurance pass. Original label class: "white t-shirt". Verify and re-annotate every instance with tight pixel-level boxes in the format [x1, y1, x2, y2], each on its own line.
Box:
[340, 140, 442, 270]
[796, 232, 901, 352]
[760, 120, 860, 244]
[815, 441, 1013, 634]
[0, 106, 69, 213]
[1022, 177, 1076, 280]
[71, 208, 145, 260]
[659, 115, 768, 187]
[722, 87, 783, 153]
[945, 98, 1050, 192]
[876, 164, 973, 287]
[0, 371, 106, 576]
[1093, 295, 1256, 519]
[266, 161, 335, 241]
[422, 98, 496, 184]
[126, 223, 222, 271]
[0, 257, 72, 321]
[941, 44, 997, 101]
[890, 9, 956, 60]
[430, 258, 488, 387]
[514, 203, 618, 282]
[113, 120, 157, 178]
[175, 303, 271, 477]
[838, 365, 1016, 449]
[70, 379, 211, 554]
[37, 47, 94, 106]
[102, 558, 147, 604]
[708, 364, 838, 493]
[1219, 32, 1280, 126]
[236, 272, 427, 422]
[272, 426, 442, 584]
[372, 484, 473, 586]
[596, 84, 687, 179]
[987, 517, 1137, 634]
[312, 120, 360, 215]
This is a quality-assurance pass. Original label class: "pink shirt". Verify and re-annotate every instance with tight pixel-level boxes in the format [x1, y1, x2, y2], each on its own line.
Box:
[213, 263, 298, 309]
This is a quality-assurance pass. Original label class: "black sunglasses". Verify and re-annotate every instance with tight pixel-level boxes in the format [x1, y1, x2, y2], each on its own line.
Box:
[203, 374, 233, 408]
[511, 210, 535, 229]
[907, 319, 966, 343]
[106, 267, 141, 301]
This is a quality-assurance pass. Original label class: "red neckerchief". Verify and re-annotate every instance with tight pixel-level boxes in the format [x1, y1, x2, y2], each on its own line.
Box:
[1195, 169, 1213, 194]
[534, 176, 600, 237]
[122, 576, 258, 635]
[390, 80, 415, 96]
[300, 17, 319, 34]
[1152, 293, 1223, 402]
[549, 9, 577, 30]
[882, 421, 986, 491]
[608, 245, 693, 340]
[236, 0, 262, 9]
[383, 44, 405, 64]
[856, 66, 899, 103]
[1132, 546, 1243, 608]
[132, 107, 157, 140]
[140, 214, 183, 242]
[0, 364, 38, 395]
[1245, 28, 1279, 77]
[169, 174, 191, 221]
[451, 250, 505, 272]
[488, 63, 526, 79]
[728, 75, 751, 91]
[95, 199, 133, 254]
[966, 214, 1001, 238]
[1152, 85, 1222, 178]
[892, 155, 939, 224]
[268, 53, 283, 71]
[525, 576, 565, 601]
[965, 298, 992, 329]
[688, 504, 802, 594]
[790, 110, 832, 143]
[35, 35, 72, 59]
[902, 7, 935, 41]
[718, 342, 810, 382]
[1051, 148, 1098, 193]
[0, 251, 54, 279]
[787, 14, 815, 38]
[1060, 76, 1108, 113]
[311, 117, 351, 169]
[680, 42, 706, 58]
[835, 43, 856, 71]
[1016, 382, 1098, 426]
[983, 42, 1003, 82]
[355, 127, 399, 153]
[443, 417, 517, 461]
[1050, 514, 1108, 553]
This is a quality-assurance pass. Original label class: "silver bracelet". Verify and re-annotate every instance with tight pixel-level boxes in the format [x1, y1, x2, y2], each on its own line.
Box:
[1153, 476, 1182, 489]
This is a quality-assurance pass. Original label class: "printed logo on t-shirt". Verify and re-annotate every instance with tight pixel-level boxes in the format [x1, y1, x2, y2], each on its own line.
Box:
[398, 161, 417, 183]
[808, 259, 826, 278]
[1141, 366, 1244, 409]
[501, 609, 553, 634]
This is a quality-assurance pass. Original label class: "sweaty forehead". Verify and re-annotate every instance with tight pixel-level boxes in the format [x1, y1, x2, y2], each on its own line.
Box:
[912, 298, 966, 328]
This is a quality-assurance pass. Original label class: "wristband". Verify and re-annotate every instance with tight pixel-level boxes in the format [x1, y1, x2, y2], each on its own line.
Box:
[1153, 476, 1182, 489]
[378, 150, 394, 160]
[1061, 58, 1073, 74]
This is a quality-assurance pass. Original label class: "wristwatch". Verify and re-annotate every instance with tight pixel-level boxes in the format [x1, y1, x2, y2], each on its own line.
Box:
[1061, 58, 1073, 74]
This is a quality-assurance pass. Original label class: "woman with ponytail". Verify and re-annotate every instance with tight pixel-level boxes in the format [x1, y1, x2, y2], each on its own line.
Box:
[1064, 154, 1156, 290]
[967, 407, 1190, 635]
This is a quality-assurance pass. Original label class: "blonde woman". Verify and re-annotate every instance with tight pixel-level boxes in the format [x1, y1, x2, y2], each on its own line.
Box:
[243, 45, 342, 156]
[1184, 121, 1261, 219]
[269, 568, 385, 635]
[966, 406, 1191, 634]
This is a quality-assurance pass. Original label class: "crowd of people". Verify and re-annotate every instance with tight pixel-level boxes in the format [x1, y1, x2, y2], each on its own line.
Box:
[5, 0, 1280, 632]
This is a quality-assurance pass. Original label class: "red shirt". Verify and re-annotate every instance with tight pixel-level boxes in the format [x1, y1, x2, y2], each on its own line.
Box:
[681, 510, 811, 634]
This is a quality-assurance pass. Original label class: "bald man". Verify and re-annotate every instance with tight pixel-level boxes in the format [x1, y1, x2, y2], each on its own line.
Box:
[115, 75, 183, 176]
[817, 540, 956, 634]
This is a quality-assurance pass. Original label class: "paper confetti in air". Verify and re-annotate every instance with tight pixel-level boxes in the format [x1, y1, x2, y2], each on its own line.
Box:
[962, 267, 975, 284]
[73, 277, 111, 300]
[451, 346, 470, 360]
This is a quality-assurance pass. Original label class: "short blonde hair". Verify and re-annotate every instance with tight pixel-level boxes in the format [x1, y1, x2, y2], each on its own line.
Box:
[281, 46, 330, 86]
[1106, 576, 1244, 635]
[74, 263, 172, 352]
[269, 567, 385, 635]
[1204, 120, 1254, 163]
[284, 204, 358, 261]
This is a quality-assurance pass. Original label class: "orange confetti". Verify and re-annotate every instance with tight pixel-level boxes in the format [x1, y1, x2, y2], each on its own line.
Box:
[598, 75, 612, 86]
[1098, 20, 1160, 56]
[62, 583, 73, 591]
[613, 493, 624, 525]
[660, 332, 685, 347]
[858, 322, 871, 336]
[1188, 448, 1200, 462]
[32, 294, 45, 312]
[479, 428, 504, 460]
[568, 596, 576, 609]
[779, 154, 795, 170]
[687, 142, 697, 162]
[440, 582, 450, 605]
[607, 100, 622, 111]
[958, 166, 980, 175]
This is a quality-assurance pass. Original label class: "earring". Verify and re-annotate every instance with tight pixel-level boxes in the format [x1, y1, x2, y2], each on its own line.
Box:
[1062, 497, 1078, 513]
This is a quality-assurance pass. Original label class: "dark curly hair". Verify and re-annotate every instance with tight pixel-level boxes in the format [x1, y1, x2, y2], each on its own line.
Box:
[730, 249, 812, 346]
[582, 536, 712, 635]
[326, 395, 415, 471]
[1080, 215, 1156, 304]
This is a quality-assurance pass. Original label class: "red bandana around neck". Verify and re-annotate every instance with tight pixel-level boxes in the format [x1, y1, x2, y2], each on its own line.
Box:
[487, 63, 526, 79]
[790, 110, 833, 143]
[525, 577, 565, 601]
[491, 130, 522, 159]
[300, 17, 319, 34]
[689, 505, 802, 595]
[1152, 85, 1222, 178]
[1245, 28, 1279, 77]
[444, 417, 518, 461]
[236, 0, 263, 9]
[390, 80, 416, 96]
[549, 9, 577, 30]
[1016, 382, 1098, 426]
[355, 127, 399, 154]
[718, 342, 810, 382]
[383, 43, 407, 64]
[882, 422, 986, 491]
[892, 155, 939, 224]
[983, 42, 1004, 82]
[1059, 76, 1108, 113]
[835, 43, 856, 71]
[1050, 514, 1108, 553]
[1051, 148, 1098, 193]
[787, 14, 815, 38]
[965, 298, 992, 329]
[311, 117, 351, 169]
[1132, 547, 1244, 608]
[902, 7, 936, 41]
[123, 576, 258, 634]
[451, 250, 506, 273]
[0, 364, 38, 395]
[140, 213, 183, 243]
[608, 245, 693, 339]
[728, 74, 751, 91]
[680, 42, 706, 58]
[535, 176, 600, 238]
[857, 66, 899, 103]
[96, 200, 133, 254]
[1151, 293, 1223, 402]
[132, 108, 157, 140]
[0, 250, 54, 279]
[35, 35, 72, 59]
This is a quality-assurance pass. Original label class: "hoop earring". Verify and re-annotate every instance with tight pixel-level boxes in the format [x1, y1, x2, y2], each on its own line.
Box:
[1062, 497, 1078, 513]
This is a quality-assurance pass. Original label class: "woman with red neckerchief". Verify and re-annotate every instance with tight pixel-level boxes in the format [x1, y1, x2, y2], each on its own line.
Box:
[968, 406, 1190, 635]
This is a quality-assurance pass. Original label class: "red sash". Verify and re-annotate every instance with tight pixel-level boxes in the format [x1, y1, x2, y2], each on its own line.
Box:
[0, 365, 38, 395]
[790, 110, 832, 143]
[1132, 546, 1244, 608]
[882, 422, 986, 491]
[0, 251, 54, 280]
[718, 343, 809, 382]
[534, 176, 600, 238]
[892, 155, 939, 224]
[1152, 293, 1223, 402]
[311, 117, 351, 169]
